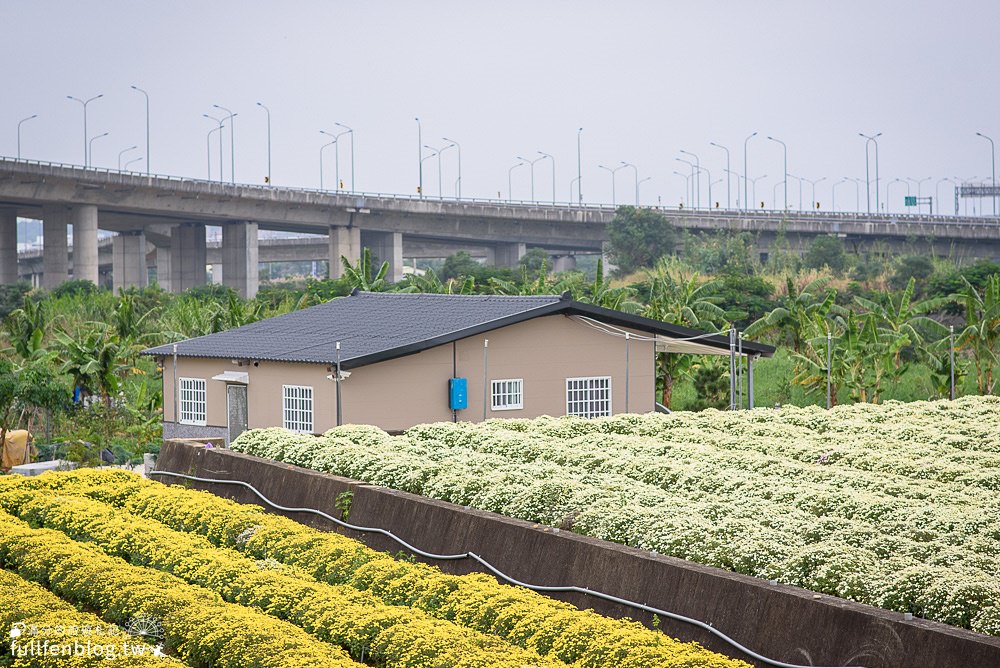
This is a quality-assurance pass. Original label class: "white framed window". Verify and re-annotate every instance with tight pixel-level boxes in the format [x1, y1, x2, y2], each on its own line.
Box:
[282, 385, 314, 433]
[179, 377, 207, 425]
[566, 376, 612, 418]
[491, 378, 524, 411]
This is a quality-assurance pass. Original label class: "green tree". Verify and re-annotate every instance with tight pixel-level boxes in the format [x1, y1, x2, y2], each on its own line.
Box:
[340, 247, 390, 291]
[578, 258, 642, 313]
[950, 274, 1000, 394]
[3, 298, 48, 360]
[55, 325, 124, 406]
[743, 276, 840, 352]
[853, 277, 948, 368]
[803, 235, 847, 274]
[0, 357, 65, 450]
[605, 206, 677, 275]
[440, 251, 483, 281]
[643, 260, 726, 407]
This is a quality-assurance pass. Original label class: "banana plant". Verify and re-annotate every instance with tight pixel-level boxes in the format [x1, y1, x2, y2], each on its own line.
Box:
[950, 274, 1000, 395]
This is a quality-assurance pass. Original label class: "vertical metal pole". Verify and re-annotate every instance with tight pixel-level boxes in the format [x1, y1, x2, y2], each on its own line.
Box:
[826, 331, 832, 409]
[864, 138, 871, 214]
[729, 328, 736, 410]
[483, 339, 489, 421]
[172, 343, 179, 424]
[452, 342, 458, 423]
[738, 332, 743, 409]
[577, 127, 583, 204]
[416, 117, 423, 198]
[335, 341, 342, 426]
[625, 332, 630, 413]
[748, 355, 755, 409]
[950, 325, 956, 400]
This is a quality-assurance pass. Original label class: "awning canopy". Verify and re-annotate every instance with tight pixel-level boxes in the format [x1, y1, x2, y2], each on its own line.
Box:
[655, 336, 759, 357]
[211, 371, 249, 384]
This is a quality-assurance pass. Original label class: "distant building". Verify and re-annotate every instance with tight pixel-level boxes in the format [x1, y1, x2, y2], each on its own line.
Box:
[144, 291, 773, 442]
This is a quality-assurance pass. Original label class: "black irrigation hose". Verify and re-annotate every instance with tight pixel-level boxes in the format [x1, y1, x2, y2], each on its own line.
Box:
[148, 469, 862, 668]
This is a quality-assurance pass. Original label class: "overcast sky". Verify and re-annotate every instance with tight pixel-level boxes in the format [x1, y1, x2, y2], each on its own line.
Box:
[3, 1, 999, 214]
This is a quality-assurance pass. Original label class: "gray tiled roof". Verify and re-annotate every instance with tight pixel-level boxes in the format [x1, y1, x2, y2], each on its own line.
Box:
[144, 292, 566, 367]
[143, 291, 775, 367]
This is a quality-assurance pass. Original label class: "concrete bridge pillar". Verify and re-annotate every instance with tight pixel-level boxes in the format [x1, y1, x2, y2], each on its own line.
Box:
[360, 230, 404, 283]
[328, 225, 360, 279]
[169, 223, 207, 293]
[41, 205, 69, 289]
[0, 209, 17, 285]
[112, 231, 148, 292]
[494, 242, 526, 267]
[71, 204, 99, 285]
[154, 245, 172, 291]
[552, 254, 577, 273]
[222, 221, 259, 298]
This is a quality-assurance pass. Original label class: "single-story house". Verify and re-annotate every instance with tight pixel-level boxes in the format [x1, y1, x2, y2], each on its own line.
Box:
[144, 291, 774, 442]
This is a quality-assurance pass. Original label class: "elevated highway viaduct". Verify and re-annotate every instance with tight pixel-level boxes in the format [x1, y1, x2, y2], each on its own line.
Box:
[1, 158, 998, 298]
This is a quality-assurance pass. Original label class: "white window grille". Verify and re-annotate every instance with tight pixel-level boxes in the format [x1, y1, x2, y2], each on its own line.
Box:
[491, 378, 524, 410]
[566, 376, 612, 418]
[179, 377, 207, 425]
[282, 385, 314, 433]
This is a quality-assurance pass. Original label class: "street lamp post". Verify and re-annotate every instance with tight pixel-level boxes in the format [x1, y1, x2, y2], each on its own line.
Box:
[335, 122, 356, 192]
[130, 85, 150, 174]
[859, 132, 882, 214]
[743, 132, 757, 211]
[516, 155, 546, 202]
[724, 169, 742, 208]
[749, 174, 767, 208]
[673, 171, 690, 207]
[319, 139, 337, 190]
[621, 161, 639, 205]
[698, 165, 713, 207]
[538, 151, 556, 204]
[257, 102, 271, 185]
[638, 176, 652, 204]
[124, 156, 143, 171]
[442, 136, 461, 198]
[67, 93, 103, 167]
[508, 162, 525, 202]
[803, 176, 827, 210]
[675, 158, 696, 207]
[787, 174, 803, 210]
[710, 141, 731, 208]
[16, 114, 38, 159]
[212, 104, 236, 184]
[415, 117, 423, 197]
[937, 177, 957, 215]
[599, 164, 626, 207]
[767, 136, 788, 209]
[421, 148, 439, 198]
[424, 144, 450, 199]
[203, 114, 226, 182]
[576, 128, 583, 204]
[887, 178, 907, 212]
[117, 145, 138, 170]
[845, 177, 863, 212]
[773, 180, 784, 210]
[206, 126, 220, 180]
[832, 178, 848, 212]
[679, 150, 701, 207]
[976, 132, 996, 216]
[320, 130, 350, 190]
[88, 132, 109, 167]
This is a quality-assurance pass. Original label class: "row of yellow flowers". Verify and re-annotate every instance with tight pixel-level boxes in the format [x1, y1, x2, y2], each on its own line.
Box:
[0, 469, 751, 668]
[0, 567, 183, 667]
[0, 485, 556, 668]
[0, 510, 357, 668]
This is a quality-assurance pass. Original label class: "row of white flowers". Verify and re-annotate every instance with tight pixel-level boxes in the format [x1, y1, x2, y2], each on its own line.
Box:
[231, 396, 1000, 636]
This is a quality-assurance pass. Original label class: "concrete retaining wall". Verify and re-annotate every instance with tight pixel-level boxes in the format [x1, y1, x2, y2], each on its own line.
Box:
[155, 440, 1000, 668]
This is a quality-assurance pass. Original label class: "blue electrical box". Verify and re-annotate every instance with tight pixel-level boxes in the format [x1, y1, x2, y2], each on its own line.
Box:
[449, 378, 468, 410]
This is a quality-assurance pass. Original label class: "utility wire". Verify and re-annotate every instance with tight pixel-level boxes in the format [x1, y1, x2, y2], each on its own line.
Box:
[148, 470, 863, 668]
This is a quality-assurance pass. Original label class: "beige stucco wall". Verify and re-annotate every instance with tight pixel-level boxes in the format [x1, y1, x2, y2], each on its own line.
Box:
[162, 314, 656, 435]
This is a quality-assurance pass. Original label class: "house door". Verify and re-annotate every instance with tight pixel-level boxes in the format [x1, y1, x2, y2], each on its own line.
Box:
[227, 384, 248, 444]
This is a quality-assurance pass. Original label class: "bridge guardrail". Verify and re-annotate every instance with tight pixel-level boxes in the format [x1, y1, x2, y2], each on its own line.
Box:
[2, 155, 999, 227]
